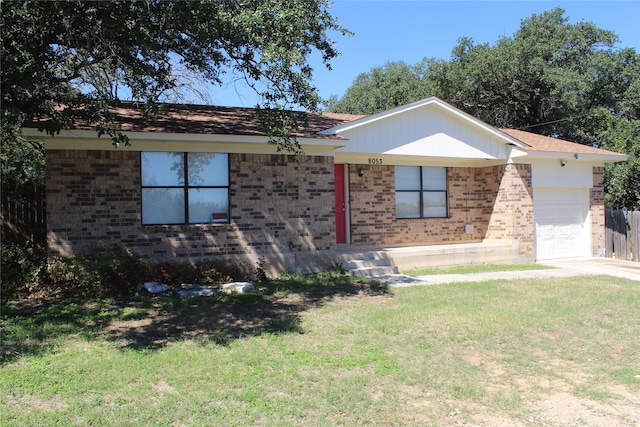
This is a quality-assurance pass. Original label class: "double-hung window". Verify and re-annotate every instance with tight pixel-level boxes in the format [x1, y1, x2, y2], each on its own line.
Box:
[395, 166, 447, 219]
[141, 152, 229, 225]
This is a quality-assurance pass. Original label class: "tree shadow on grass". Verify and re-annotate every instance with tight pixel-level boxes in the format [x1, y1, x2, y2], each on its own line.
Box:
[1, 273, 390, 363]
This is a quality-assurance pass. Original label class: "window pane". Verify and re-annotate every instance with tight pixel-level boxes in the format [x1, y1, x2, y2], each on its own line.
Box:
[188, 153, 228, 186]
[142, 188, 185, 224]
[395, 166, 420, 190]
[188, 188, 229, 223]
[423, 192, 447, 218]
[422, 167, 446, 190]
[142, 152, 184, 186]
[396, 192, 420, 218]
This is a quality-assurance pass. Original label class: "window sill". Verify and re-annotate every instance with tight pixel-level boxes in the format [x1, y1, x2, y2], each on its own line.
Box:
[142, 222, 232, 231]
[396, 216, 449, 220]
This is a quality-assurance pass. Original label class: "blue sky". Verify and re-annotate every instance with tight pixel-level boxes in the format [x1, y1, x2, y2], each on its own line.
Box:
[210, 0, 640, 108]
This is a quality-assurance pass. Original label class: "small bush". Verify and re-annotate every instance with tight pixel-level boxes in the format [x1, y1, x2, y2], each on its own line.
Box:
[253, 257, 268, 283]
[1, 242, 47, 300]
[2, 244, 253, 301]
[148, 259, 245, 286]
[45, 253, 251, 298]
[44, 248, 151, 298]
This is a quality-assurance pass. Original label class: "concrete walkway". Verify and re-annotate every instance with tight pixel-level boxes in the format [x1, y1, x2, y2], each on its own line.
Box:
[374, 257, 640, 287]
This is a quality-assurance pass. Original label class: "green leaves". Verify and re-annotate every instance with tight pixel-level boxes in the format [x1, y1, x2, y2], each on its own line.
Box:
[328, 7, 640, 208]
[325, 60, 433, 115]
[1, 0, 348, 155]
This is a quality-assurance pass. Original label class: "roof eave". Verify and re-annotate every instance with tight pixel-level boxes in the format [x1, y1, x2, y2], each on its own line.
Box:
[523, 150, 628, 162]
[24, 128, 347, 152]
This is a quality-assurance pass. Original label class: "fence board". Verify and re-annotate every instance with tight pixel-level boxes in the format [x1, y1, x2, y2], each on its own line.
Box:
[605, 208, 640, 262]
[605, 209, 615, 258]
[1, 185, 46, 247]
[617, 209, 627, 260]
[632, 211, 639, 262]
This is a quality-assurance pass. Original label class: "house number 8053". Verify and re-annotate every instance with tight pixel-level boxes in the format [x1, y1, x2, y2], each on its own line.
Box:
[368, 158, 383, 165]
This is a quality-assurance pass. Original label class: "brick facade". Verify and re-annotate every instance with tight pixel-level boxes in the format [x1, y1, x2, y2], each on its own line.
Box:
[46, 150, 336, 273]
[347, 163, 535, 258]
[45, 149, 600, 272]
[590, 166, 605, 255]
[484, 164, 535, 258]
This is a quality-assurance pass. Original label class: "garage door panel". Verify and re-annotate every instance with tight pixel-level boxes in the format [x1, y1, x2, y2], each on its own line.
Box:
[534, 189, 589, 260]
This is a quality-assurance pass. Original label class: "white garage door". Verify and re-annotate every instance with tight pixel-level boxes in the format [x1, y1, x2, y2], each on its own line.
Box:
[534, 189, 589, 260]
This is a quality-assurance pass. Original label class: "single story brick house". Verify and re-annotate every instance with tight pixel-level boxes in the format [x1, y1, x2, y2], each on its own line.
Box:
[25, 97, 627, 274]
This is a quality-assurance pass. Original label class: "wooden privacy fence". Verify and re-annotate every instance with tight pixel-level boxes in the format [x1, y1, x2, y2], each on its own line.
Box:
[605, 209, 639, 262]
[1, 185, 46, 248]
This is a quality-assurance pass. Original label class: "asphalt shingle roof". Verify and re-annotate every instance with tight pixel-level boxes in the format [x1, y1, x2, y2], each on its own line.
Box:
[27, 102, 625, 159]
[68, 102, 361, 140]
[500, 128, 623, 156]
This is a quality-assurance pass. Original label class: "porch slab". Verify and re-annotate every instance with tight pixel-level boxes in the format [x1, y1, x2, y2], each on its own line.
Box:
[337, 241, 530, 272]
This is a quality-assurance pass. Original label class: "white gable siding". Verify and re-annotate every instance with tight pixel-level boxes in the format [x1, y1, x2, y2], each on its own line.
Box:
[335, 104, 512, 165]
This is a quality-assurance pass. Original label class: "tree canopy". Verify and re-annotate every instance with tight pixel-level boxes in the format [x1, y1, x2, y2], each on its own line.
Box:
[1, 0, 349, 178]
[327, 8, 640, 209]
[324, 60, 434, 115]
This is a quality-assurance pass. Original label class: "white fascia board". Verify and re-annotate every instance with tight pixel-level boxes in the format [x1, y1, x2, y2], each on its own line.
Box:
[334, 152, 508, 167]
[523, 150, 628, 163]
[320, 97, 526, 148]
[24, 128, 345, 155]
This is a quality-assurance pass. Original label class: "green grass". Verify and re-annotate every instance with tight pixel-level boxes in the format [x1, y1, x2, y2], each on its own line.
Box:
[402, 262, 554, 276]
[2, 273, 639, 426]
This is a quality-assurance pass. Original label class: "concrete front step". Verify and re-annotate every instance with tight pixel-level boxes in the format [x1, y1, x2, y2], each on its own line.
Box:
[337, 251, 399, 277]
[341, 258, 395, 270]
[337, 250, 392, 262]
[347, 265, 400, 277]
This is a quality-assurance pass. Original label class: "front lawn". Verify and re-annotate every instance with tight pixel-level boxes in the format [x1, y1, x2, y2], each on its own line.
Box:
[2, 273, 639, 426]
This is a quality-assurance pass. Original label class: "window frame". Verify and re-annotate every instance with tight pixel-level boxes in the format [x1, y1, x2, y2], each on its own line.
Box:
[395, 166, 448, 219]
[140, 152, 230, 225]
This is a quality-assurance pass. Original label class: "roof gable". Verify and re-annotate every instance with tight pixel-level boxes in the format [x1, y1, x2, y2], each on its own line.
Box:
[330, 97, 523, 166]
[322, 97, 524, 147]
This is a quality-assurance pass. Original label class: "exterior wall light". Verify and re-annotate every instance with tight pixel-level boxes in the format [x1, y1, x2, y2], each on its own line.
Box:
[358, 168, 365, 177]
[561, 160, 567, 167]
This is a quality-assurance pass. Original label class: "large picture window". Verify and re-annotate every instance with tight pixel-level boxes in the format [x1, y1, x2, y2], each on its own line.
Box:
[141, 152, 229, 225]
[395, 166, 447, 218]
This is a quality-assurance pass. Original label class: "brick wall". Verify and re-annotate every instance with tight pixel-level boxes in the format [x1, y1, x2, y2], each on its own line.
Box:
[46, 150, 336, 273]
[347, 163, 534, 257]
[485, 164, 535, 258]
[590, 166, 605, 255]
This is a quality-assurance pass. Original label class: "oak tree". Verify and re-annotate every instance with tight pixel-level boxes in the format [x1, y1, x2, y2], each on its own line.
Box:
[328, 8, 639, 208]
[1, 0, 350, 187]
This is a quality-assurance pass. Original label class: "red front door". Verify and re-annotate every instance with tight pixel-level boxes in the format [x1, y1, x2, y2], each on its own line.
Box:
[334, 164, 346, 243]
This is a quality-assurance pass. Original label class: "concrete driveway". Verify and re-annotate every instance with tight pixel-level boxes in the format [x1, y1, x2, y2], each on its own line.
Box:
[541, 257, 640, 282]
[376, 257, 639, 287]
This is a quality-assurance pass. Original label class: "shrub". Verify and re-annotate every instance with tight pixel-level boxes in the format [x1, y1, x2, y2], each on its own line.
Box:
[1, 242, 47, 300]
[42, 250, 250, 299]
[43, 248, 152, 298]
[2, 243, 256, 301]
[147, 259, 245, 286]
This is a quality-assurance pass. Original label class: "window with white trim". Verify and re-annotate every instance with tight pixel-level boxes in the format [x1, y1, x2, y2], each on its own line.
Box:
[395, 166, 447, 218]
[141, 152, 229, 225]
